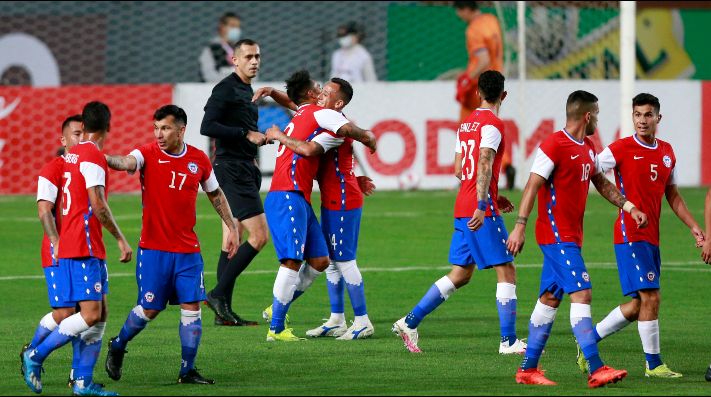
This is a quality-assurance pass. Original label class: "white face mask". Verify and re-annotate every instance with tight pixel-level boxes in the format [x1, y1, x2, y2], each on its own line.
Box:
[227, 27, 241, 43]
[338, 34, 355, 48]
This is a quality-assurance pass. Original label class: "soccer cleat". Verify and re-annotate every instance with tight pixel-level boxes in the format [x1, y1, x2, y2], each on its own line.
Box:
[68, 377, 105, 389]
[228, 311, 259, 326]
[105, 337, 127, 381]
[705, 364, 711, 382]
[391, 317, 422, 353]
[336, 321, 375, 340]
[587, 365, 628, 388]
[266, 328, 305, 342]
[305, 320, 347, 338]
[515, 368, 557, 385]
[22, 350, 43, 394]
[499, 338, 527, 354]
[575, 342, 588, 374]
[204, 290, 236, 323]
[262, 305, 290, 326]
[178, 368, 215, 385]
[645, 363, 682, 378]
[72, 381, 119, 396]
[20, 343, 30, 376]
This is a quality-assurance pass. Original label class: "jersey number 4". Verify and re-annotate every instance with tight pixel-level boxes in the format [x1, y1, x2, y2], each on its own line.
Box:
[459, 139, 477, 181]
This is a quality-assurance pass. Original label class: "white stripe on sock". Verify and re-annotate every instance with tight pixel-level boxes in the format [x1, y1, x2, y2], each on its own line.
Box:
[39, 312, 58, 331]
[180, 309, 201, 327]
[570, 303, 592, 328]
[595, 306, 631, 340]
[638, 320, 660, 354]
[337, 260, 363, 286]
[530, 300, 557, 327]
[435, 276, 456, 300]
[496, 283, 517, 304]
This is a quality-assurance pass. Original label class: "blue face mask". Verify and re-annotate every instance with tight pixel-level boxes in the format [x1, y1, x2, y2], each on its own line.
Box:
[227, 27, 241, 43]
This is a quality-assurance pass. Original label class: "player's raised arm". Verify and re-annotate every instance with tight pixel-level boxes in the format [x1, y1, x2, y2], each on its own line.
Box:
[87, 185, 132, 263]
[590, 171, 648, 229]
[506, 172, 546, 256]
[105, 154, 138, 173]
[204, 187, 239, 258]
[665, 183, 705, 246]
[252, 87, 298, 111]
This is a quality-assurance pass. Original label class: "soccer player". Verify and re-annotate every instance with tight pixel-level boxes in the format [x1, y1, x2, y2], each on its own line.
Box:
[103, 105, 238, 385]
[22, 101, 132, 396]
[507, 90, 647, 387]
[260, 70, 376, 341]
[22, 115, 81, 378]
[578, 93, 704, 378]
[253, 78, 376, 340]
[391, 71, 525, 354]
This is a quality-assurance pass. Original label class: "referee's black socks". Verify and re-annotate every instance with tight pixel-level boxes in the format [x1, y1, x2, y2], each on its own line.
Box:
[212, 242, 260, 299]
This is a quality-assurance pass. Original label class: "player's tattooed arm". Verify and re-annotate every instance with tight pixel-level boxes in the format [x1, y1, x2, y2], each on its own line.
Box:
[591, 172, 627, 208]
[265, 125, 324, 157]
[337, 123, 377, 153]
[206, 188, 237, 230]
[87, 185, 132, 262]
[105, 154, 138, 173]
[476, 148, 495, 202]
[37, 200, 59, 245]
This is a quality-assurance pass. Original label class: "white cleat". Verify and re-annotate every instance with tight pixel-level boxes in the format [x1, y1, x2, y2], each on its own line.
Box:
[499, 338, 527, 354]
[305, 320, 348, 338]
[336, 321, 375, 340]
[392, 317, 422, 353]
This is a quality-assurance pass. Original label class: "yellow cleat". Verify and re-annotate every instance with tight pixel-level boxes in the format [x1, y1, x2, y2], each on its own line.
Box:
[262, 305, 290, 326]
[576, 342, 588, 374]
[645, 363, 683, 378]
[266, 328, 305, 342]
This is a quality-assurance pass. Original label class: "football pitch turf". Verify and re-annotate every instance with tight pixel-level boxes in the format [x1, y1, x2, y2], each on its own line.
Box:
[1, 188, 710, 395]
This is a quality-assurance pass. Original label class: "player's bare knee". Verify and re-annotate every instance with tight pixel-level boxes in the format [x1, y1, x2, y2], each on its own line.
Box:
[308, 257, 330, 272]
[448, 266, 473, 287]
[570, 289, 592, 304]
[248, 233, 268, 250]
[281, 260, 301, 272]
[540, 292, 561, 308]
[143, 308, 161, 320]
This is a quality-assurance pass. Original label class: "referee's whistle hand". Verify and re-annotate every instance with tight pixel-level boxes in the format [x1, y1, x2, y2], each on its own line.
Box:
[247, 130, 267, 146]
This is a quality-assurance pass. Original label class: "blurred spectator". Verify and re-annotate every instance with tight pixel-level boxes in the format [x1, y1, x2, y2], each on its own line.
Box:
[330, 21, 377, 83]
[199, 12, 242, 83]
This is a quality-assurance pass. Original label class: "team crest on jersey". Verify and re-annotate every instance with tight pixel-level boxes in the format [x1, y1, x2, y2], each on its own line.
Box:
[647, 272, 656, 281]
[187, 162, 198, 174]
[144, 291, 154, 303]
[582, 272, 590, 282]
[588, 150, 595, 161]
[94, 282, 102, 293]
[663, 155, 672, 168]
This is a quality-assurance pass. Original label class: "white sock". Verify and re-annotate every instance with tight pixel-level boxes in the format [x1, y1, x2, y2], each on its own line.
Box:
[328, 313, 346, 324]
[132, 305, 152, 322]
[335, 260, 363, 286]
[79, 321, 106, 345]
[354, 314, 371, 325]
[530, 300, 558, 326]
[180, 309, 201, 326]
[273, 266, 299, 305]
[325, 263, 342, 286]
[39, 312, 58, 331]
[58, 313, 90, 337]
[638, 320, 660, 354]
[295, 264, 322, 293]
[570, 303, 592, 328]
[496, 282, 517, 304]
[435, 276, 457, 300]
[595, 306, 631, 340]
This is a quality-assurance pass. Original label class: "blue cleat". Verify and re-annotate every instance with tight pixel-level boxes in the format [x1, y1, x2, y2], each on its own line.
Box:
[72, 382, 119, 396]
[22, 350, 43, 394]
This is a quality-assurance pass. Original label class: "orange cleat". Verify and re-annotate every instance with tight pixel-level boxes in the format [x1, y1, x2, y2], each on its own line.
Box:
[588, 365, 628, 388]
[515, 368, 557, 386]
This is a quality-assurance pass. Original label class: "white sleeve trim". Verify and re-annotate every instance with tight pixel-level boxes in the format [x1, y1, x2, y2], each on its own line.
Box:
[597, 147, 616, 173]
[530, 148, 555, 180]
[37, 176, 58, 203]
[313, 109, 349, 134]
[479, 125, 502, 152]
[201, 170, 220, 193]
[667, 167, 677, 186]
[455, 131, 461, 154]
[311, 132, 344, 153]
[129, 149, 145, 171]
[80, 161, 106, 188]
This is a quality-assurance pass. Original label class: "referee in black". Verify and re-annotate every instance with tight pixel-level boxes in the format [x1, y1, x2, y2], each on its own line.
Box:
[201, 38, 267, 326]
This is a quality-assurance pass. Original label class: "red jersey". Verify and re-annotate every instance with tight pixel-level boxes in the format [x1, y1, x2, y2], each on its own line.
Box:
[598, 135, 676, 246]
[531, 130, 601, 247]
[37, 157, 64, 268]
[270, 104, 348, 203]
[58, 141, 109, 259]
[130, 142, 218, 253]
[317, 138, 363, 211]
[454, 108, 505, 218]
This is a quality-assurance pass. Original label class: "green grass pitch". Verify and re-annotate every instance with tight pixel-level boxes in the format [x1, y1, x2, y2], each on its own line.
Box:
[1, 188, 710, 395]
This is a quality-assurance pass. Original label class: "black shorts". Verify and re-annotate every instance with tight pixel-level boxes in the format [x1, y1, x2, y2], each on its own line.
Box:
[213, 159, 264, 221]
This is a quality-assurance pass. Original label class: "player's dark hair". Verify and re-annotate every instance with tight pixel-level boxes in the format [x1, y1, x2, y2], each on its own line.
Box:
[478, 70, 505, 103]
[219, 12, 240, 25]
[566, 90, 598, 120]
[453, 1, 478, 10]
[61, 114, 82, 131]
[234, 38, 258, 53]
[154, 105, 187, 126]
[286, 70, 315, 104]
[82, 101, 111, 133]
[329, 77, 353, 105]
[632, 93, 660, 114]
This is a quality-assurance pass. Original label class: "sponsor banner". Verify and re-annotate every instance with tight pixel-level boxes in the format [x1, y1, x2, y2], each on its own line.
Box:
[0, 85, 173, 194]
[175, 80, 702, 191]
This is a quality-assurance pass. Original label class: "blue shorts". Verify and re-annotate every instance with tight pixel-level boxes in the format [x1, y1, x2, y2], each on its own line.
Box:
[538, 243, 591, 299]
[136, 248, 206, 311]
[614, 241, 661, 297]
[265, 191, 329, 262]
[448, 217, 514, 269]
[321, 207, 362, 261]
[44, 266, 75, 308]
[57, 257, 109, 303]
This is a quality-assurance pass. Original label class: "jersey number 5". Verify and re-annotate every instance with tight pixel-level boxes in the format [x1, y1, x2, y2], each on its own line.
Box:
[459, 139, 477, 181]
